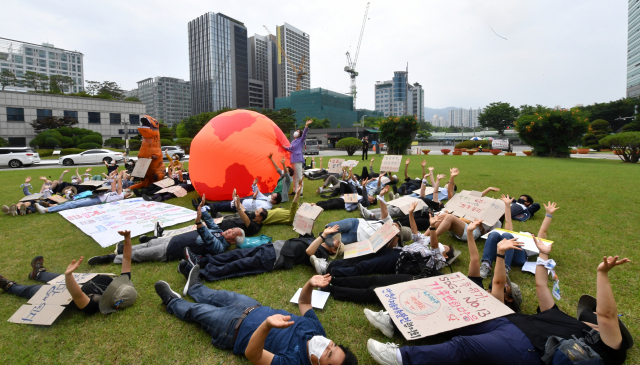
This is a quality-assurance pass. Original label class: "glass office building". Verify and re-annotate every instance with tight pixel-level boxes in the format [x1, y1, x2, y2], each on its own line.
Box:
[136, 77, 191, 127]
[628, 0, 640, 97]
[375, 71, 424, 120]
[276, 23, 311, 98]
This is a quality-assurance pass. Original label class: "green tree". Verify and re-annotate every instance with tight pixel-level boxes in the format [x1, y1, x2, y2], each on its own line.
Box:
[303, 117, 331, 129]
[379, 115, 419, 154]
[599, 132, 640, 163]
[362, 116, 384, 128]
[0, 69, 17, 90]
[85, 80, 101, 96]
[622, 121, 640, 132]
[174, 108, 235, 138]
[582, 97, 639, 131]
[0, 137, 9, 147]
[478, 102, 519, 135]
[335, 137, 362, 156]
[515, 108, 589, 157]
[124, 95, 141, 102]
[251, 108, 297, 134]
[50, 75, 75, 93]
[23, 71, 49, 93]
[519, 104, 551, 116]
[30, 116, 79, 133]
[336, 123, 341, 128]
[104, 138, 125, 148]
[95, 81, 125, 99]
[582, 119, 611, 150]
[417, 129, 432, 140]
[159, 124, 173, 140]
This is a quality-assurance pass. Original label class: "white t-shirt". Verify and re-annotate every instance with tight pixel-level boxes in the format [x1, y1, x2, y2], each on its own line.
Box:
[98, 192, 125, 203]
[355, 216, 392, 242]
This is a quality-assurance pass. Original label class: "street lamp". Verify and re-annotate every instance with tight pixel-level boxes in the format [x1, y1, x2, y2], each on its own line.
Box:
[121, 117, 130, 157]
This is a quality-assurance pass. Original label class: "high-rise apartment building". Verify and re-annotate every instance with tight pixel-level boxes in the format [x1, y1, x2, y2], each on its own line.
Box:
[188, 12, 249, 115]
[375, 71, 424, 119]
[628, 0, 640, 97]
[0, 38, 84, 93]
[248, 34, 277, 109]
[409, 82, 424, 121]
[448, 108, 483, 128]
[276, 23, 310, 98]
[137, 77, 191, 127]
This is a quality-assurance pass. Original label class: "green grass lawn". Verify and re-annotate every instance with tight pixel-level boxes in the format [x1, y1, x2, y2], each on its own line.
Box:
[0, 155, 638, 364]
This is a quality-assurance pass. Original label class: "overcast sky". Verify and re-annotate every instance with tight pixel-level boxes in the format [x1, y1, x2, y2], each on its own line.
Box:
[1, 0, 628, 111]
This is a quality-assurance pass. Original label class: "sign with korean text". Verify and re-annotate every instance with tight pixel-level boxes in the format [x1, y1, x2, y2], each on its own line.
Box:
[328, 159, 345, 174]
[386, 196, 428, 215]
[80, 180, 105, 187]
[20, 193, 43, 202]
[343, 194, 359, 203]
[47, 273, 99, 285]
[131, 158, 152, 178]
[480, 228, 553, 256]
[341, 160, 359, 168]
[154, 178, 176, 188]
[293, 203, 324, 235]
[380, 155, 402, 172]
[8, 304, 66, 326]
[343, 220, 399, 259]
[48, 195, 68, 204]
[162, 224, 198, 238]
[444, 191, 504, 226]
[156, 185, 188, 197]
[374, 273, 514, 340]
[27, 284, 73, 306]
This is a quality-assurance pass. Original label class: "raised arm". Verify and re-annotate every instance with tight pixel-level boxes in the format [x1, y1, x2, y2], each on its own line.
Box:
[116, 171, 123, 194]
[75, 168, 82, 181]
[421, 160, 426, 178]
[235, 195, 251, 228]
[500, 194, 513, 231]
[370, 157, 376, 174]
[378, 186, 391, 219]
[306, 225, 338, 256]
[448, 168, 459, 200]
[431, 174, 446, 203]
[119, 230, 132, 274]
[537, 202, 559, 240]
[466, 219, 484, 277]
[428, 166, 435, 187]
[298, 274, 330, 316]
[481, 187, 500, 197]
[533, 234, 555, 312]
[58, 169, 70, 183]
[408, 201, 420, 234]
[404, 158, 411, 180]
[64, 257, 91, 309]
[267, 153, 280, 173]
[491, 238, 523, 303]
[596, 255, 631, 349]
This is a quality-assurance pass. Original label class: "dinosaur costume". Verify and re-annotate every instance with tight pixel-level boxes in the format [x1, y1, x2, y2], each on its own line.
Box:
[130, 116, 165, 189]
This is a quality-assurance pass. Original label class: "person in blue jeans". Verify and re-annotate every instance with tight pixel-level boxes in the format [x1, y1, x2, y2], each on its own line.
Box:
[479, 200, 559, 279]
[154, 272, 358, 365]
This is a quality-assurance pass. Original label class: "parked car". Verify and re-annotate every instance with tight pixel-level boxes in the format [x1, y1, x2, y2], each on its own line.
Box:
[161, 146, 185, 160]
[0, 147, 41, 168]
[491, 139, 512, 152]
[58, 149, 124, 166]
[304, 140, 320, 155]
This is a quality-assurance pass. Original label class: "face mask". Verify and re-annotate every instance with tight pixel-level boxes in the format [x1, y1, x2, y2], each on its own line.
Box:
[517, 198, 526, 205]
[294, 131, 300, 138]
[72, 179, 79, 184]
[308, 336, 331, 365]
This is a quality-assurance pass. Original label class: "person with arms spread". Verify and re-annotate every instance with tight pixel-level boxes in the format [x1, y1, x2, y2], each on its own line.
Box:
[283, 119, 313, 196]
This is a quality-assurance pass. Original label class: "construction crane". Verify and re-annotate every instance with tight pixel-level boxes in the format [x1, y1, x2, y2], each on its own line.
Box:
[345, 2, 370, 110]
[263, 25, 307, 91]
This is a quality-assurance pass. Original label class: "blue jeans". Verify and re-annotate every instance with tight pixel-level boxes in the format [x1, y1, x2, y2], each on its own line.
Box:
[193, 211, 229, 256]
[327, 218, 360, 244]
[48, 197, 102, 213]
[399, 317, 540, 365]
[328, 248, 400, 277]
[166, 284, 259, 350]
[481, 232, 527, 270]
[7, 271, 61, 299]
[197, 244, 276, 281]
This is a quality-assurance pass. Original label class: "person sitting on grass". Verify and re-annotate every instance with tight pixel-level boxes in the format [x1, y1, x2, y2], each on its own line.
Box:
[209, 177, 281, 213]
[35, 170, 127, 214]
[267, 153, 293, 202]
[154, 273, 358, 365]
[366, 239, 633, 365]
[177, 225, 340, 286]
[87, 194, 244, 265]
[0, 230, 137, 316]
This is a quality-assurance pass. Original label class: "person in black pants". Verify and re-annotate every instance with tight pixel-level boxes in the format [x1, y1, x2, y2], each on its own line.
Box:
[362, 136, 369, 160]
[321, 274, 415, 304]
[323, 247, 401, 277]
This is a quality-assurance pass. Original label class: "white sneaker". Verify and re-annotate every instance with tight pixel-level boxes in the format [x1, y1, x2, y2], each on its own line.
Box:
[367, 339, 401, 365]
[35, 203, 47, 214]
[317, 187, 323, 194]
[364, 308, 394, 338]
[388, 192, 394, 201]
[310, 255, 328, 275]
[358, 203, 372, 219]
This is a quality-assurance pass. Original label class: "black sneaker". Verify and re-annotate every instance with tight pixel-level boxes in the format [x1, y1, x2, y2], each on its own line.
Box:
[142, 194, 153, 202]
[155, 222, 164, 237]
[392, 185, 398, 195]
[133, 188, 142, 197]
[153, 195, 163, 202]
[191, 199, 199, 210]
[184, 247, 197, 266]
[29, 255, 45, 280]
[88, 254, 116, 265]
[0, 274, 15, 291]
[177, 260, 193, 279]
[114, 243, 124, 255]
[154, 280, 181, 306]
[139, 235, 156, 244]
[183, 264, 202, 296]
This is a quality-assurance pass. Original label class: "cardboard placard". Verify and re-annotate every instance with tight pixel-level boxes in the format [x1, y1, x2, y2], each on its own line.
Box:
[443, 191, 504, 226]
[374, 273, 514, 340]
[480, 228, 553, 255]
[385, 196, 428, 215]
[290, 288, 331, 309]
[413, 186, 447, 196]
[80, 180, 105, 187]
[20, 193, 43, 202]
[162, 224, 197, 238]
[156, 185, 188, 197]
[380, 155, 402, 172]
[27, 284, 73, 306]
[343, 194, 359, 203]
[327, 159, 345, 174]
[293, 203, 324, 235]
[47, 273, 99, 285]
[8, 304, 66, 326]
[342, 160, 359, 168]
[131, 158, 152, 178]
[48, 195, 68, 204]
[154, 178, 175, 188]
[343, 220, 399, 258]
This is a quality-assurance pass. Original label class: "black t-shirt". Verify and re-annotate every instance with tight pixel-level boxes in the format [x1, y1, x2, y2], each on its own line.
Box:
[79, 273, 131, 315]
[507, 305, 627, 364]
[106, 164, 118, 174]
[218, 218, 262, 236]
[278, 237, 330, 270]
[468, 276, 484, 290]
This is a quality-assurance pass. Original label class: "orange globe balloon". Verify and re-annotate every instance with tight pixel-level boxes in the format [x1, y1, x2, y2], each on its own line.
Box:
[189, 109, 292, 201]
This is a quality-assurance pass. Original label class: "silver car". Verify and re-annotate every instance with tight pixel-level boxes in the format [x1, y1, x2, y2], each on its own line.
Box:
[161, 146, 185, 160]
[304, 140, 320, 155]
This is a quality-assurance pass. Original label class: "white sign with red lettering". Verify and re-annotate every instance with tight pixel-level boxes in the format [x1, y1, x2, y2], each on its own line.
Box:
[380, 155, 402, 172]
[293, 203, 324, 235]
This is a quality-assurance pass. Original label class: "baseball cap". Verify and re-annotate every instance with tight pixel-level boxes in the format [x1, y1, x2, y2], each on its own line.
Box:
[99, 275, 137, 314]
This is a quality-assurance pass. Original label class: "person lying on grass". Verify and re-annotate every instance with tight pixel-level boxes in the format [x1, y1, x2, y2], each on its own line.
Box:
[358, 157, 399, 196]
[154, 273, 358, 365]
[317, 166, 363, 196]
[313, 168, 377, 213]
[479, 199, 559, 279]
[87, 194, 244, 265]
[366, 238, 633, 365]
[177, 224, 341, 286]
[0, 230, 137, 316]
[52, 167, 94, 194]
[209, 177, 281, 213]
[394, 158, 427, 196]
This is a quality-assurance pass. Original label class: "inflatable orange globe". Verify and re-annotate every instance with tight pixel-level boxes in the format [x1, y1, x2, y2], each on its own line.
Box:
[189, 110, 292, 201]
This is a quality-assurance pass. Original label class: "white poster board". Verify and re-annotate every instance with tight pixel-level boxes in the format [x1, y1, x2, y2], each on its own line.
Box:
[47, 273, 99, 285]
[328, 159, 345, 174]
[343, 220, 400, 259]
[342, 160, 359, 168]
[131, 158, 152, 178]
[480, 228, 553, 256]
[380, 155, 402, 172]
[290, 289, 331, 309]
[385, 196, 428, 215]
[162, 224, 198, 238]
[154, 178, 176, 188]
[58, 198, 197, 247]
[374, 273, 514, 340]
[443, 191, 505, 226]
[293, 203, 324, 235]
[80, 180, 105, 187]
[343, 194, 359, 203]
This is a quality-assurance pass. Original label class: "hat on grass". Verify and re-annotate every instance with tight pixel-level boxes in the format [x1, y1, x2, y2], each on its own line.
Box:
[99, 275, 137, 314]
[62, 186, 77, 196]
[577, 295, 634, 349]
[399, 226, 412, 246]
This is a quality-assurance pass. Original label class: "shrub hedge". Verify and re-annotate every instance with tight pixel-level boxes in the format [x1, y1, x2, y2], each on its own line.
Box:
[454, 140, 490, 149]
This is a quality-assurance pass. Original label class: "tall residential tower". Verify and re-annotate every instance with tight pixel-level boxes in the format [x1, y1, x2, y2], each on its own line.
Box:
[248, 34, 277, 109]
[137, 77, 191, 127]
[374, 71, 424, 119]
[276, 23, 310, 98]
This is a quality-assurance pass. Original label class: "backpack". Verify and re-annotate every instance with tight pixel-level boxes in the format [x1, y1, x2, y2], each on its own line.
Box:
[541, 330, 603, 365]
[237, 235, 272, 249]
[395, 251, 442, 278]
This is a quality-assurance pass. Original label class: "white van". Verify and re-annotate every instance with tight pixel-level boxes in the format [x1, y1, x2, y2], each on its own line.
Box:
[491, 139, 512, 152]
[0, 147, 41, 168]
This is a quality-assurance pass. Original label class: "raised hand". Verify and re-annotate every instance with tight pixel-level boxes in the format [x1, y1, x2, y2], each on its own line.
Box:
[86, 167, 92, 172]
[436, 174, 446, 180]
[380, 185, 390, 195]
[65, 257, 84, 275]
[305, 119, 313, 127]
[117, 230, 131, 238]
[497, 238, 524, 253]
[267, 152, 273, 159]
[597, 256, 631, 273]
[544, 202, 560, 215]
[266, 314, 295, 329]
[500, 194, 512, 205]
[428, 166, 434, 172]
[421, 160, 427, 167]
[405, 158, 411, 166]
[25, 176, 32, 183]
[408, 201, 419, 213]
[532, 233, 551, 255]
[309, 274, 332, 288]
[253, 177, 259, 185]
[63, 169, 70, 174]
[486, 187, 500, 193]
[467, 218, 484, 232]
[370, 157, 375, 163]
[323, 225, 340, 235]
[450, 168, 459, 177]
[39, 176, 47, 181]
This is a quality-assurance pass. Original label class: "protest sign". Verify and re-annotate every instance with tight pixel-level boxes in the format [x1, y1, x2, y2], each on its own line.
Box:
[413, 186, 447, 196]
[8, 304, 66, 326]
[58, 198, 197, 247]
[131, 158, 152, 178]
[385, 196, 427, 215]
[293, 203, 324, 235]
[343, 220, 399, 259]
[154, 178, 176, 188]
[162, 224, 198, 238]
[380, 155, 402, 172]
[47, 273, 98, 285]
[343, 194, 359, 203]
[48, 195, 68, 204]
[80, 180, 105, 187]
[342, 160, 359, 168]
[375, 273, 514, 340]
[443, 191, 504, 226]
[156, 185, 188, 197]
[290, 289, 331, 309]
[328, 159, 345, 174]
[28, 284, 73, 306]
[480, 228, 553, 256]
[19, 193, 43, 202]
